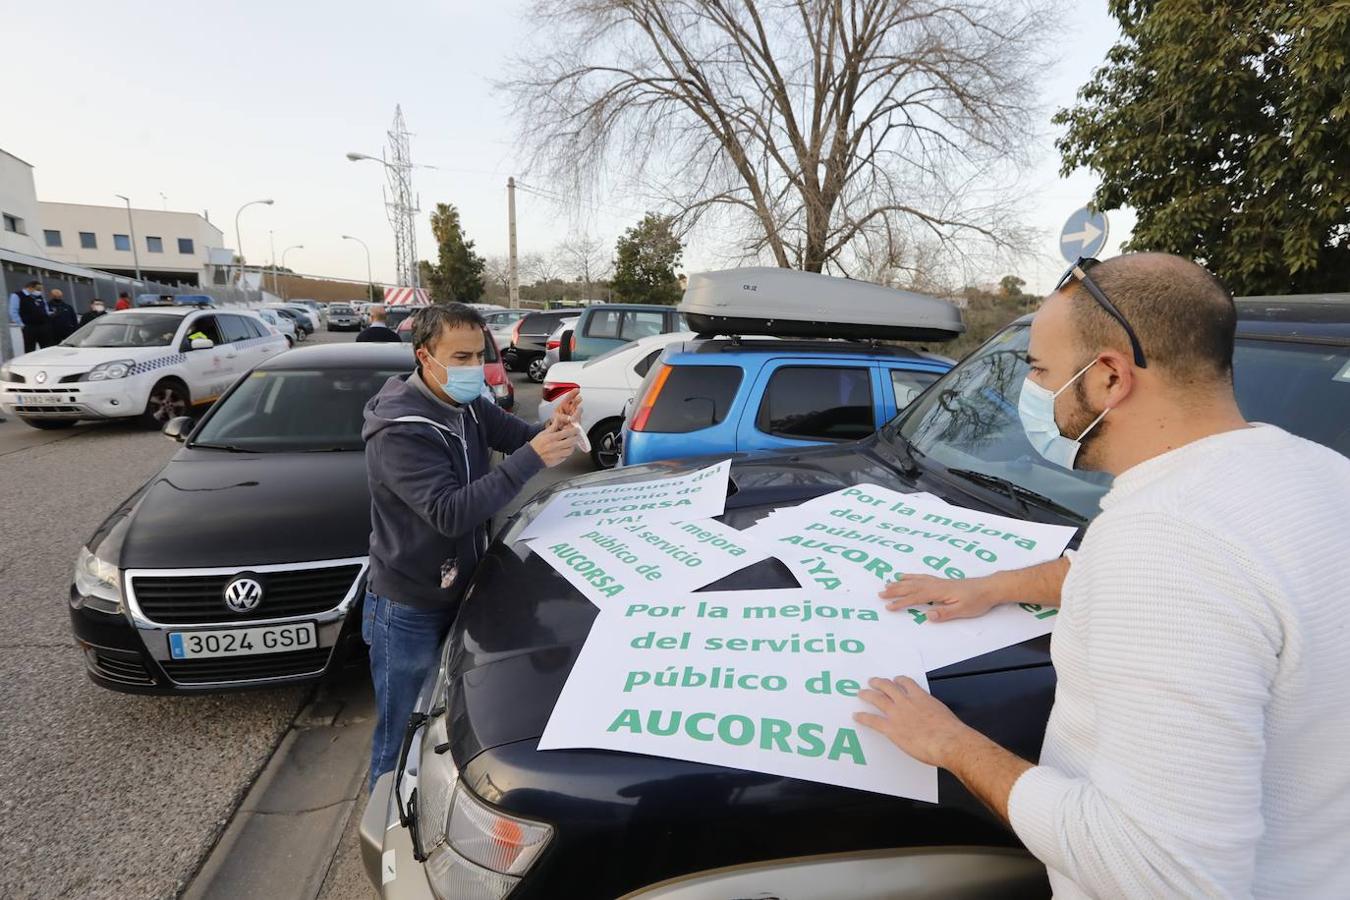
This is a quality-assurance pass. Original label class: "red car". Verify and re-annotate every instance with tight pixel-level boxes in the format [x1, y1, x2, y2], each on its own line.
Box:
[396, 318, 514, 410]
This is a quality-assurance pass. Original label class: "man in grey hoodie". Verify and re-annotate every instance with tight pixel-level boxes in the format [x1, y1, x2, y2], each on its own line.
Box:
[361, 303, 579, 789]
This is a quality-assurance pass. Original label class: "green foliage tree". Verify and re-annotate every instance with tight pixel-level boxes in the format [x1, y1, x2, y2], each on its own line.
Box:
[425, 203, 487, 303]
[368, 283, 383, 303]
[1056, 2, 1350, 294]
[999, 275, 1025, 297]
[611, 213, 684, 305]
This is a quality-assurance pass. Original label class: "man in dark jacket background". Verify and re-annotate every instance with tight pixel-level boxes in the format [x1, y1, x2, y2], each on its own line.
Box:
[360, 303, 579, 789]
[355, 304, 402, 343]
[15, 280, 51, 352]
[46, 290, 80, 344]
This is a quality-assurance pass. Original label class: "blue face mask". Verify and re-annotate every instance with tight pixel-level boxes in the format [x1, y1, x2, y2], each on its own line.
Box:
[424, 355, 484, 405]
[1017, 359, 1109, 469]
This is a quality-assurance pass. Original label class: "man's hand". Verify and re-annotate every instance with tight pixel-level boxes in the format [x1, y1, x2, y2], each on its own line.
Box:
[854, 676, 973, 768]
[879, 574, 1001, 622]
[530, 419, 577, 467]
[549, 389, 583, 432]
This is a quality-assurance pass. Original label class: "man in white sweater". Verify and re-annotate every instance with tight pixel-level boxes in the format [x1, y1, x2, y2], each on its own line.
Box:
[856, 253, 1350, 898]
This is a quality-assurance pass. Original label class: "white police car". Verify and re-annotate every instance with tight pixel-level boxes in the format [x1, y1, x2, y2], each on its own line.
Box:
[0, 307, 288, 430]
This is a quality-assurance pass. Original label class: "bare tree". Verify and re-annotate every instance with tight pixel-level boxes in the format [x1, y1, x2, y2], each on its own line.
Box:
[483, 254, 513, 296]
[558, 235, 612, 300]
[522, 251, 565, 285]
[504, 0, 1053, 274]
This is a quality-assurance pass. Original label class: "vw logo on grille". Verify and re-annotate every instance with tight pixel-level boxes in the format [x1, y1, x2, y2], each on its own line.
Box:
[35, 370, 48, 384]
[223, 575, 264, 612]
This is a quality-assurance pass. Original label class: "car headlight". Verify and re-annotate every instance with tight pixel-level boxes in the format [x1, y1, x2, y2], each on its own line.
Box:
[73, 546, 122, 613]
[414, 712, 552, 900]
[0, 362, 16, 382]
[84, 359, 137, 381]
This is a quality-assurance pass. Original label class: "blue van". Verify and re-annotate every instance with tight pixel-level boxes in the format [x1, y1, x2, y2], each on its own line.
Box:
[620, 339, 952, 464]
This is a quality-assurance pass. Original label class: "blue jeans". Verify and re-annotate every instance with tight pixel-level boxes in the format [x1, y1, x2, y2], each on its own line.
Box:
[362, 591, 455, 793]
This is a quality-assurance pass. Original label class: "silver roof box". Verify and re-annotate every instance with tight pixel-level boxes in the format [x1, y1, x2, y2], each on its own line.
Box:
[679, 267, 964, 342]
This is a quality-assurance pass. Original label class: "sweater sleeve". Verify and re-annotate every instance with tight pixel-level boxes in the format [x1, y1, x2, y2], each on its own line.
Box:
[371, 424, 544, 540]
[1008, 510, 1279, 897]
[478, 397, 545, 454]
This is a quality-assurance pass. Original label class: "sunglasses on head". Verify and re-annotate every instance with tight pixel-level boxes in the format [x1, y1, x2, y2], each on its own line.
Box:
[1055, 257, 1147, 369]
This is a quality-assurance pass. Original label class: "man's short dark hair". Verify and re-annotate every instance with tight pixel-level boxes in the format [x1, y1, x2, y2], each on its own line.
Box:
[25, 280, 41, 289]
[411, 303, 486, 356]
[1065, 253, 1237, 382]
[118, 291, 130, 298]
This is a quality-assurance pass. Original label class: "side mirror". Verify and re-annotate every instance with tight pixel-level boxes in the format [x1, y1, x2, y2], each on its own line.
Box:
[559, 329, 575, 362]
[162, 416, 195, 442]
[190, 337, 215, 351]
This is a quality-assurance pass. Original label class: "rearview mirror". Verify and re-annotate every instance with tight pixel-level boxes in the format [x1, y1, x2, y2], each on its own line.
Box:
[190, 338, 215, 351]
[162, 416, 195, 442]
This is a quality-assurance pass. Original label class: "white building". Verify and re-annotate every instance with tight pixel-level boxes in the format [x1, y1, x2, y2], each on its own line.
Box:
[38, 201, 224, 286]
[0, 149, 44, 257]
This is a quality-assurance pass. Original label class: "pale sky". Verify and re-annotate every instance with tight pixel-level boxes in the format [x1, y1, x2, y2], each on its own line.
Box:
[5, 0, 1131, 293]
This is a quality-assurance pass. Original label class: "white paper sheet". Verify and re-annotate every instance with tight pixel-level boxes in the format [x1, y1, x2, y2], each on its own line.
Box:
[539, 589, 939, 802]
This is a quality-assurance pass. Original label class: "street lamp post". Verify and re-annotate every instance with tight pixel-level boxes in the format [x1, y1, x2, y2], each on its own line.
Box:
[114, 194, 142, 282]
[280, 245, 303, 300]
[341, 234, 373, 301]
[233, 198, 274, 289]
[346, 152, 435, 292]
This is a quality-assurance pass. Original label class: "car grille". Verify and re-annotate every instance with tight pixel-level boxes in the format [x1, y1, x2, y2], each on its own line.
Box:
[89, 650, 157, 686]
[132, 564, 363, 625]
[159, 647, 331, 685]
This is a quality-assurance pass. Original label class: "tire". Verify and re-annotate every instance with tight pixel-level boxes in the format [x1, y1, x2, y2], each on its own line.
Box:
[503, 351, 521, 373]
[528, 357, 548, 383]
[589, 418, 624, 470]
[20, 418, 77, 430]
[141, 378, 191, 428]
[284, 335, 295, 348]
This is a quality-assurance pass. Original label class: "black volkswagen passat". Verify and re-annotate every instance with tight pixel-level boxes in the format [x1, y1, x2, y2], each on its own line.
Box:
[70, 342, 412, 693]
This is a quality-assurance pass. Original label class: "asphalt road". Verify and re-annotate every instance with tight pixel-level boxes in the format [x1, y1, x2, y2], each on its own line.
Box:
[0, 327, 586, 900]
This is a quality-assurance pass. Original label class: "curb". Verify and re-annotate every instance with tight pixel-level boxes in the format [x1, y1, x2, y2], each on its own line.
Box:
[182, 670, 375, 900]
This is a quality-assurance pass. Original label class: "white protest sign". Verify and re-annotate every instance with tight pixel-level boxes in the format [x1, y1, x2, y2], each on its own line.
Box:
[519, 460, 732, 543]
[744, 484, 1076, 594]
[539, 589, 938, 802]
[890, 599, 1059, 672]
[533, 517, 767, 607]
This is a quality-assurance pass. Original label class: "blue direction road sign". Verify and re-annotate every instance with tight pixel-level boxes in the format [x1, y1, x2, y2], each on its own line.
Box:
[1059, 207, 1109, 263]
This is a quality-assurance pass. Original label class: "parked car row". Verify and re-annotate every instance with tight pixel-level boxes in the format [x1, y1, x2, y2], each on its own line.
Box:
[41, 268, 1349, 898]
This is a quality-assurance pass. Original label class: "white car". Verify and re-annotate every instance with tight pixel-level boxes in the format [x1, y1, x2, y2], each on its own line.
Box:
[266, 303, 321, 334]
[255, 307, 298, 346]
[482, 308, 529, 351]
[537, 330, 695, 468]
[0, 307, 288, 430]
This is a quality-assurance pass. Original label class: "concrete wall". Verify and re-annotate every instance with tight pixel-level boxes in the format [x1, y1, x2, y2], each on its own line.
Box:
[0, 150, 44, 257]
[38, 202, 223, 281]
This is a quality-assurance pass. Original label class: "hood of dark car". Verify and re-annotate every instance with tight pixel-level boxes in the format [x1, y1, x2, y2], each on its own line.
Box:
[447, 438, 1057, 766]
[107, 448, 371, 569]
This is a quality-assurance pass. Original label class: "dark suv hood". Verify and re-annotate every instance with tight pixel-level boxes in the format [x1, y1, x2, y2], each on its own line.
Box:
[102, 448, 371, 569]
[447, 438, 1057, 762]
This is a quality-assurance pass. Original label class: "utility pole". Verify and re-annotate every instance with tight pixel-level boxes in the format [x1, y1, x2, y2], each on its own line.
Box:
[115, 195, 143, 282]
[269, 230, 277, 296]
[507, 177, 520, 306]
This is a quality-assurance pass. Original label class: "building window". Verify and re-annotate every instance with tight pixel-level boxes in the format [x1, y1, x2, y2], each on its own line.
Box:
[80, 232, 97, 249]
[177, 237, 195, 255]
[146, 236, 164, 253]
[44, 229, 63, 247]
[114, 233, 131, 251]
[2, 213, 25, 234]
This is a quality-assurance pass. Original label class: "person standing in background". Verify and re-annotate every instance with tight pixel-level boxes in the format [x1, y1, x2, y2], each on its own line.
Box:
[16, 280, 52, 352]
[114, 292, 132, 311]
[79, 298, 108, 328]
[355, 304, 403, 343]
[46, 290, 79, 344]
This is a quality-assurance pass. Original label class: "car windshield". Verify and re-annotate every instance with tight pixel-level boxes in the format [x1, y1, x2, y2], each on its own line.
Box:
[892, 323, 1350, 520]
[191, 368, 403, 452]
[62, 313, 181, 348]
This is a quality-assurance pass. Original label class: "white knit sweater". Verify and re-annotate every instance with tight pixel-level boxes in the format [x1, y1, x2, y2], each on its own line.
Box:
[1008, 424, 1350, 899]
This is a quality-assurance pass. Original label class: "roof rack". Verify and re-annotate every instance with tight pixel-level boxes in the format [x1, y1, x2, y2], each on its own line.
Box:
[679, 267, 964, 343]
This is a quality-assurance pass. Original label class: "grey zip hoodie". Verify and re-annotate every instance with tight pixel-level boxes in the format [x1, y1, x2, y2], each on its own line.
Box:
[362, 372, 545, 609]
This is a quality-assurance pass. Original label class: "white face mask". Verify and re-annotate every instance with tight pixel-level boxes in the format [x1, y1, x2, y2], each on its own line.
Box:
[1017, 359, 1110, 469]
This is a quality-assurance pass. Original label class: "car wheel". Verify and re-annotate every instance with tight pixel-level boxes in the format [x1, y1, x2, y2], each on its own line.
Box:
[19, 418, 77, 430]
[528, 357, 548, 383]
[589, 418, 624, 470]
[141, 379, 190, 427]
[285, 335, 295, 348]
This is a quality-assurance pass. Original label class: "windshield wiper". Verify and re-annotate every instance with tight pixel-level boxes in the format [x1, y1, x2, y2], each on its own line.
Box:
[190, 443, 260, 453]
[880, 426, 923, 476]
[945, 468, 1083, 521]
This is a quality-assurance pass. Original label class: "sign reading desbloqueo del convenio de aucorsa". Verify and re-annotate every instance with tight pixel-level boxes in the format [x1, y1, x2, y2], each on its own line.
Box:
[538, 589, 938, 803]
[534, 516, 767, 607]
[519, 459, 732, 544]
